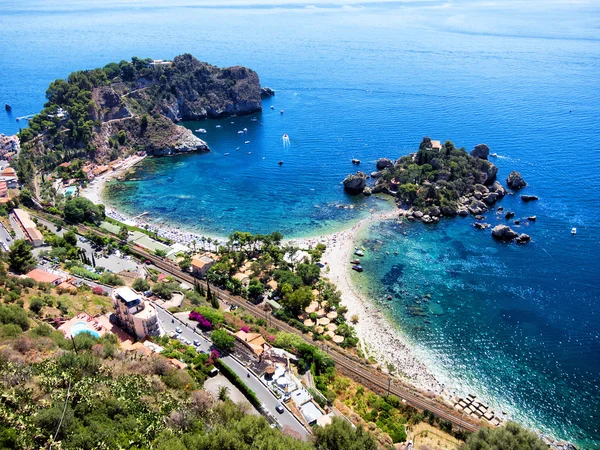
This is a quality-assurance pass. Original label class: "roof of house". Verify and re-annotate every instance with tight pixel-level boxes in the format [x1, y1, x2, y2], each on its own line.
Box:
[25, 268, 62, 284]
[13, 208, 36, 229]
[191, 255, 214, 269]
[267, 279, 278, 290]
[170, 358, 188, 370]
[233, 272, 250, 282]
[431, 139, 442, 149]
[26, 228, 44, 242]
[300, 402, 324, 424]
[59, 162, 71, 168]
[0, 180, 7, 197]
[115, 287, 141, 303]
[0, 167, 16, 177]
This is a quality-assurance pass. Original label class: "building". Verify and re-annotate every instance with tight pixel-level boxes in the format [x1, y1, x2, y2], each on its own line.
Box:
[24, 268, 63, 285]
[112, 287, 159, 339]
[234, 330, 271, 356]
[11, 208, 44, 247]
[430, 140, 442, 151]
[149, 59, 172, 67]
[0, 167, 18, 189]
[232, 272, 250, 287]
[191, 255, 214, 278]
[0, 180, 7, 199]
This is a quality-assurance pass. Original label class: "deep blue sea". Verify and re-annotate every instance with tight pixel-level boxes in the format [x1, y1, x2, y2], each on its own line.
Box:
[1, 0, 599, 446]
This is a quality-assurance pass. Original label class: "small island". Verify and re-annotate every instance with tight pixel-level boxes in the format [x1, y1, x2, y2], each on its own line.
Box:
[344, 137, 533, 242]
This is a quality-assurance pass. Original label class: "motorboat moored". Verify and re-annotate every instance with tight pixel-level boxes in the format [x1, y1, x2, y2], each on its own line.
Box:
[195, 128, 207, 133]
[571, 227, 577, 235]
[352, 265, 363, 272]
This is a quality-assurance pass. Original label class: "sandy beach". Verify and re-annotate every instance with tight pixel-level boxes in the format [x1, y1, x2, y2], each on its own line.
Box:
[82, 169, 445, 396]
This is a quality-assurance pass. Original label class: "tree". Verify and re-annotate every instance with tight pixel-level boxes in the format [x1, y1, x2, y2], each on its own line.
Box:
[460, 421, 548, 450]
[64, 197, 105, 224]
[118, 225, 129, 241]
[296, 263, 320, 285]
[247, 278, 264, 300]
[179, 254, 192, 272]
[64, 229, 78, 246]
[0, 305, 31, 331]
[29, 297, 45, 314]
[218, 386, 230, 402]
[132, 277, 150, 292]
[211, 329, 235, 353]
[284, 286, 313, 315]
[152, 282, 173, 300]
[155, 249, 167, 258]
[8, 239, 36, 274]
[314, 417, 377, 450]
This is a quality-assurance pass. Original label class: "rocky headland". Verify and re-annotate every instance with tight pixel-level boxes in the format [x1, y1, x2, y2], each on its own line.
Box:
[17, 54, 263, 170]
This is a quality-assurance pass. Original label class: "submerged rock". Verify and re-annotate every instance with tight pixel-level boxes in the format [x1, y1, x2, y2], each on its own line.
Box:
[505, 211, 515, 219]
[260, 86, 275, 97]
[474, 222, 491, 230]
[506, 171, 527, 189]
[516, 233, 531, 244]
[492, 225, 519, 241]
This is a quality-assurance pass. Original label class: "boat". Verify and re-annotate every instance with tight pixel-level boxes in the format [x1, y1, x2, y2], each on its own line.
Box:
[216, 125, 221, 128]
[350, 259, 360, 264]
[571, 227, 577, 235]
[238, 130, 244, 134]
[352, 159, 360, 165]
[352, 265, 363, 272]
[251, 117, 258, 122]
[354, 249, 364, 257]
[280, 109, 284, 114]
[224, 153, 230, 156]
[195, 128, 207, 133]
[247, 152, 252, 155]
[236, 147, 240, 151]
[278, 160, 284, 166]
[490, 153, 498, 157]
[245, 141, 250, 144]
[4, 104, 11, 112]
[243, 128, 248, 132]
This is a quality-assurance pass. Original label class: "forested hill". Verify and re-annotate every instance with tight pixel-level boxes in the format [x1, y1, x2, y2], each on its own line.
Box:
[15, 54, 263, 185]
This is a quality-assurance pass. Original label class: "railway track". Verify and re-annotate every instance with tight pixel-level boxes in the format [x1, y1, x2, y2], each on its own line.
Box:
[74, 224, 479, 433]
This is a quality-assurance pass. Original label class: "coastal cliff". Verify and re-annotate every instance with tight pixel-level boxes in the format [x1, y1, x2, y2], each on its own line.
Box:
[15, 54, 262, 181]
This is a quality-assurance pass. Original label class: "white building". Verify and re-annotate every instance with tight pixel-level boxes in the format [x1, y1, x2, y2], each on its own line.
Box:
[112, 287, 159, 339]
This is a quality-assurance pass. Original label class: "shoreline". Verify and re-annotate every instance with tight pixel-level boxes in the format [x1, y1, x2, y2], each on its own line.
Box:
[81, 160, 466, 410]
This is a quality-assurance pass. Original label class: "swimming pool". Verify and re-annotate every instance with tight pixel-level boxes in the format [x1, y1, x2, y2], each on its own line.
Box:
[64, 186, 76, 196]
[71, 321, 100, 338]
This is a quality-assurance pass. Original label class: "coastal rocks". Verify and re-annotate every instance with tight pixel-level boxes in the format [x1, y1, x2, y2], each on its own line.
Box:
[506, 171, 527, 189]
[470, 143, 490, 160]
[527, 215, 537, 221]
[343, 172, 367, 194]
[483, 192, 499, 204]
[376, 158, 394, 170]
[352, 159, 361, 165]
[505, 211, 515, 219]
[170, 131, 209, 154]
[489, 181, 506, 197]
[492, 225, 519, 241]
[474, 222, 491, 230]
[91, 86, 132, 122]
[362, 186, 372, 196]
[422, 215, 439, 224]
[370, 171, 382, 179]
[467, 199, 487, 215]
[458, 208, 469, 216]
[260, 86, 275, 98]
[475, 215, 485, 221]
[521, 194, 539, 202]
[516, 233, 531, 244]
[413, 210, 424, 219]
[440, 205, 458, 216]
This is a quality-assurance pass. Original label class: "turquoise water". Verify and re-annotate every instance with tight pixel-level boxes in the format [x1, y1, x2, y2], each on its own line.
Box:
[71, 321, 100, 338]
[1, 0, 599, 446]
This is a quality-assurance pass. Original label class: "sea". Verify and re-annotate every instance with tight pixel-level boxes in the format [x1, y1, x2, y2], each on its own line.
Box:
[1, 0, 599, 446]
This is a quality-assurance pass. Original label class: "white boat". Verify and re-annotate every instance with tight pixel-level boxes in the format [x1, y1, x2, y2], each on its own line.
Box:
[216, 125, 221, 128]
[238, 130, 244, 134]
[251, 118, 258, 122]
[571, 227, 577, 235]
[195, 128, 207, 133]
[245, 141, 250, 144]
[224, 153, 230, 156]
[247, 152, 252, 155]
[270, 106, 274, 110]
[280, 109, 284, 114]
[490, 153, 498, 157]
[243, 127, 248, 132]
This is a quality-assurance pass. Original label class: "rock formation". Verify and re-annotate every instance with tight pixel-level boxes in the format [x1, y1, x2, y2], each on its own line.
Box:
[470, 143, 490, 160]
[376, 158, 394, 170]
[492, 225, 519, 241]
[521, 195, 539, 202]
[506, 171, 527, 189]
[343, 172, 367, 194]
[261, 86, 275, 97]
[516, 233, 531, 244]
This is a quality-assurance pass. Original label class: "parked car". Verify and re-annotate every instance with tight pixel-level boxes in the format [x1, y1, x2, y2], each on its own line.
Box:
[275, 404, 284, 414]
[193, 339, 200, 346]
[168, 331, 177, 338]
[175, 327, 182, 334]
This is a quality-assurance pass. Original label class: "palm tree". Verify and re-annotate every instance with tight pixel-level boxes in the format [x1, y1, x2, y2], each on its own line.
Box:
[218, 385, 229, 402]
[201, 237, 206, 251]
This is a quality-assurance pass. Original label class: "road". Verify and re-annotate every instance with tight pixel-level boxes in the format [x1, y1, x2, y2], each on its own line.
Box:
[154, 306, 310, 440]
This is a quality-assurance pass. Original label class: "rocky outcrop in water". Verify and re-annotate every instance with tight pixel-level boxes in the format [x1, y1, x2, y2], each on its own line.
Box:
[516, 233, 531, 244]
[343, 172, 367, 194]
[521, 195, 539, 202]
[376, 158, 394, 170]
[492, 225, 519, 241]
[261, 86, 275, 97]
[507, 171, 527, 189]
[470, 143, 490, 160]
